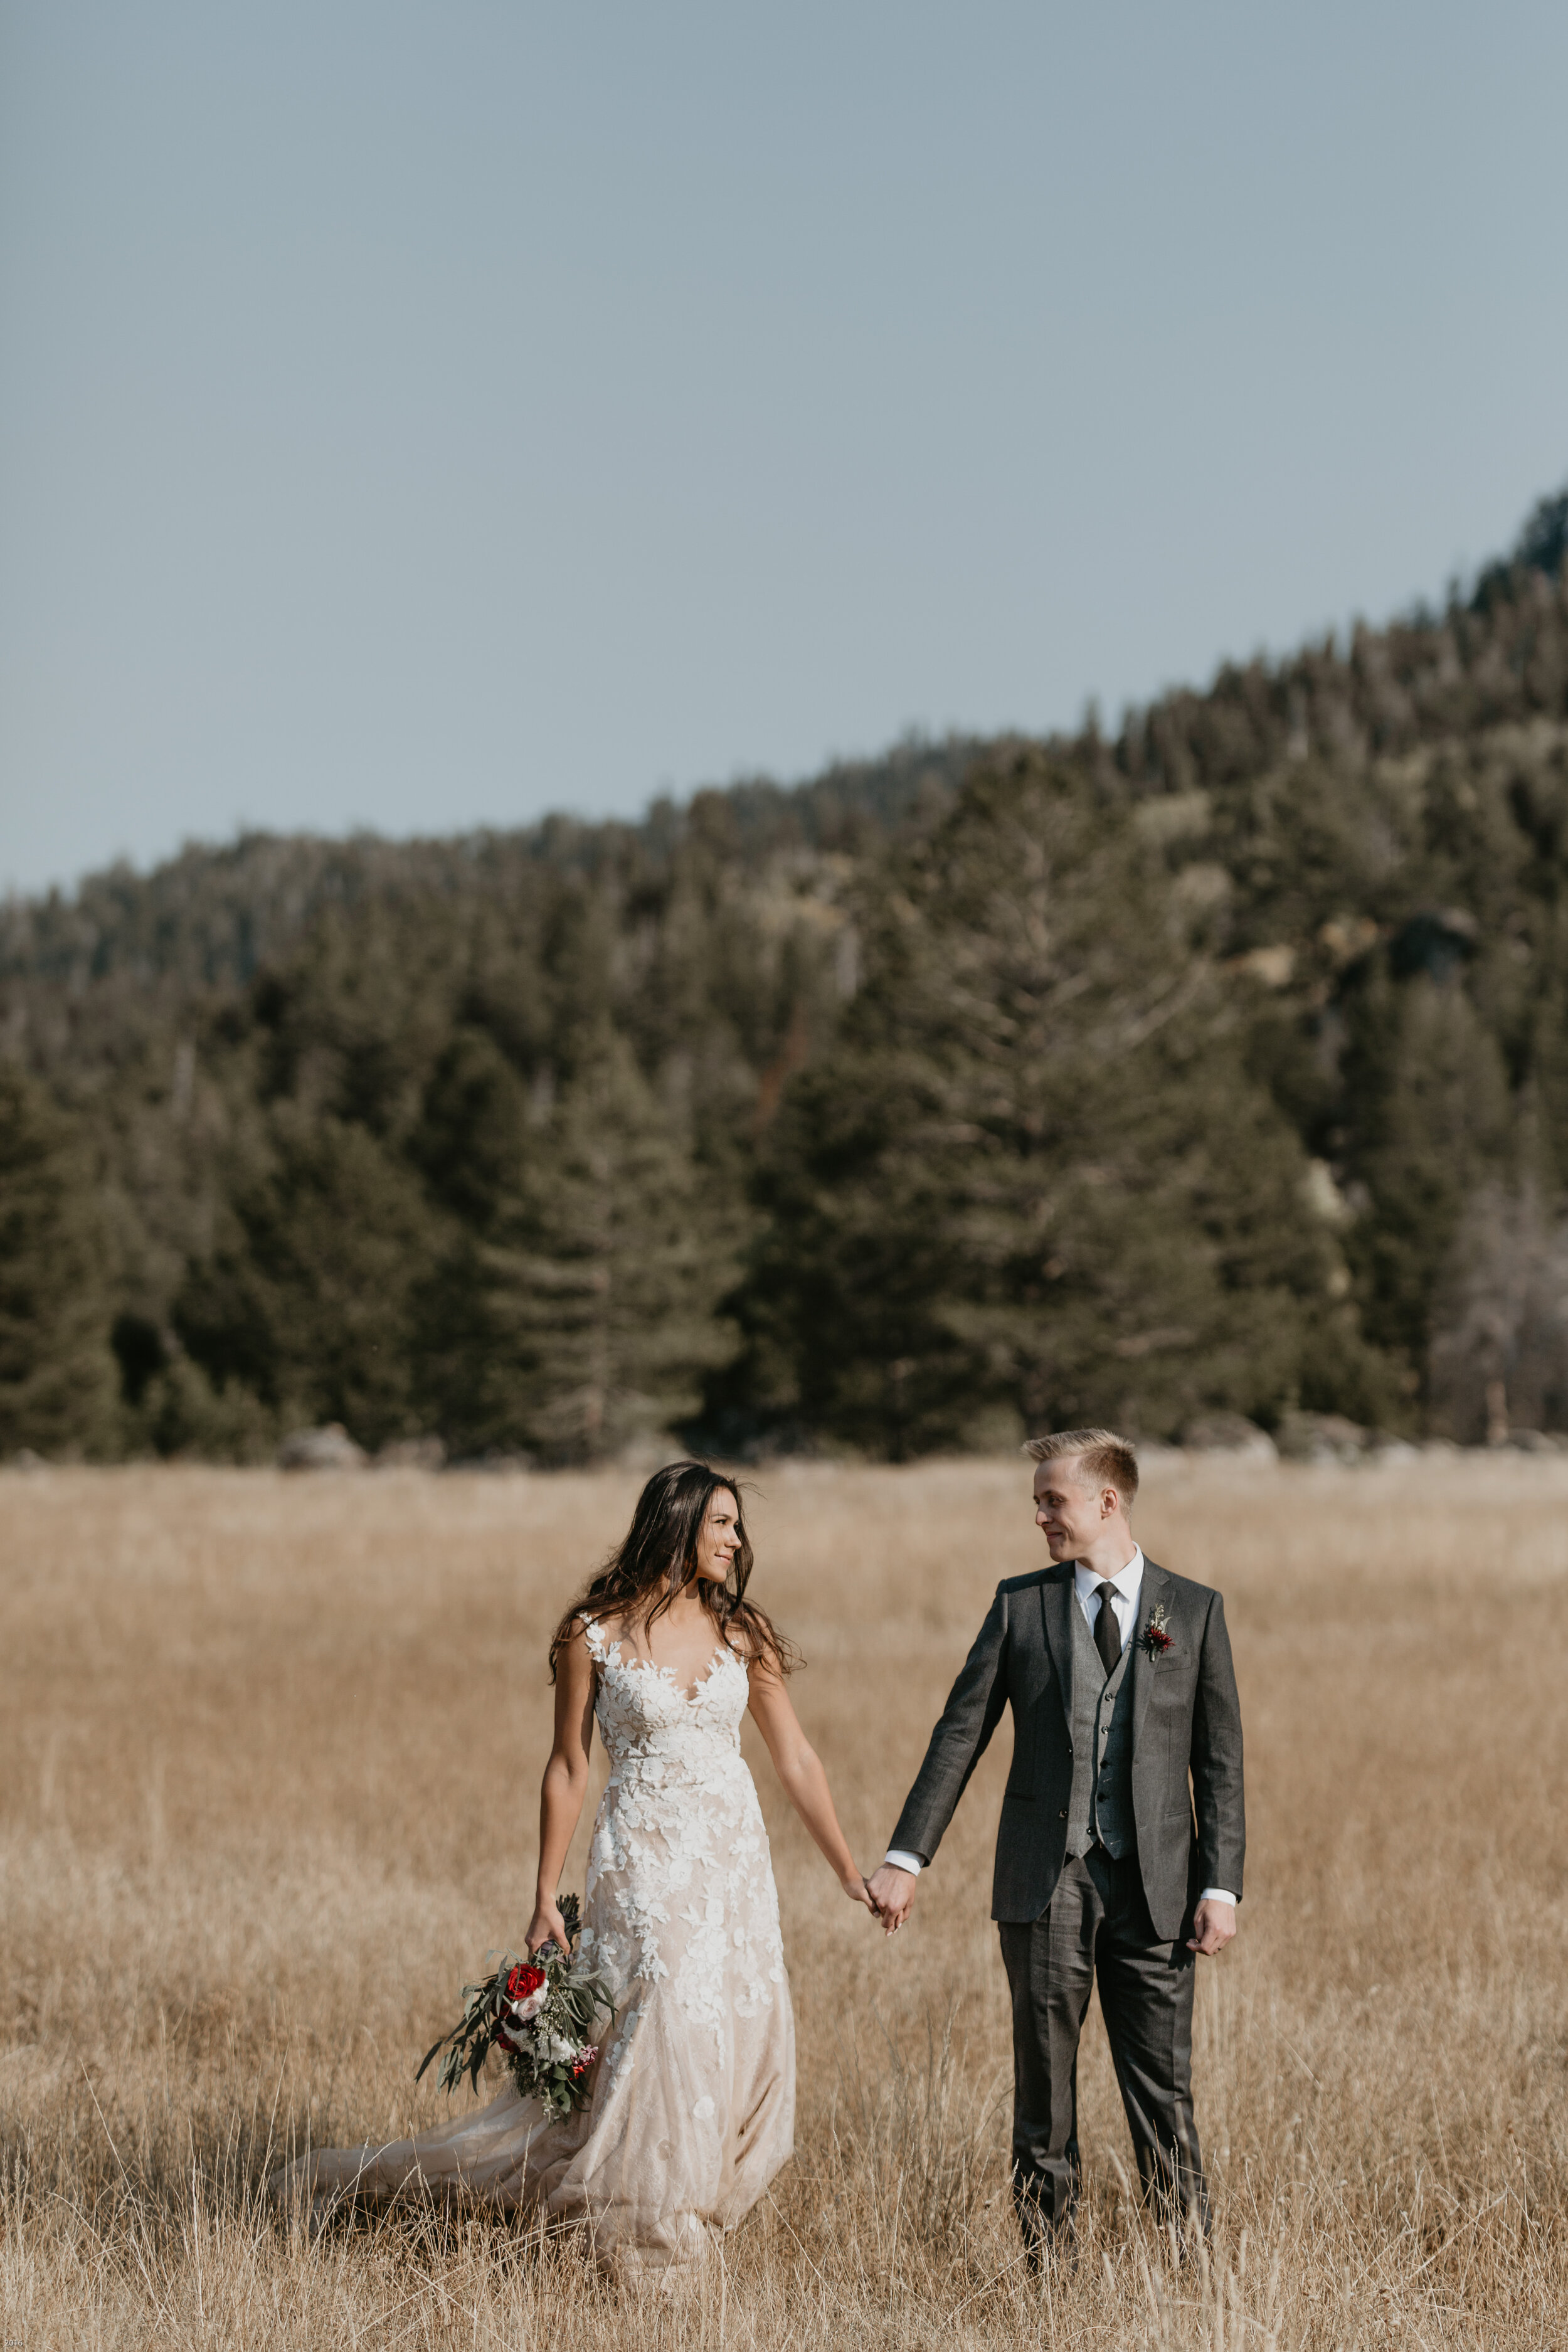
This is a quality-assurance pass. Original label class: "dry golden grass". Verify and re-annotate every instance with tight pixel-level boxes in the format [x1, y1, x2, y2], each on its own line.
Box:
[1, 1452, 1565, 2348]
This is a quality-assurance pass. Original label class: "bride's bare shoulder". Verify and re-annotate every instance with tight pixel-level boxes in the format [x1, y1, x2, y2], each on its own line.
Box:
[726, 1604, 798, 1681]
[576, 1604, 636, 1651]
[553, 1609, 613, 1668]
[726, 1620, 776, 1677]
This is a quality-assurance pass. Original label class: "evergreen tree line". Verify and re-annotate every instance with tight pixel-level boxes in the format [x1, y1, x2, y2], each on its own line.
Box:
[6, 497, 1568, 1462]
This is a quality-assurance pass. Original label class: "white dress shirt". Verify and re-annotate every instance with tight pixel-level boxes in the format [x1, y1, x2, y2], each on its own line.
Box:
[887, 1544, 1235, 1907]
[1074, 1545, 1145, 1653]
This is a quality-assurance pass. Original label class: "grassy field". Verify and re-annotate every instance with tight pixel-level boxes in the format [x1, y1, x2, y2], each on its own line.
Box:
[1, 1451, 1565, 2348]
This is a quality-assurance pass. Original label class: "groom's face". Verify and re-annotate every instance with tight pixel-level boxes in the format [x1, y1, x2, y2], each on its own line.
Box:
[1033, 1458, 1101, 1560]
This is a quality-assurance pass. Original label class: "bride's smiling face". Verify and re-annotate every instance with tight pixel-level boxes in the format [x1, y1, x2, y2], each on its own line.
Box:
[692, 1489, 742, 1586]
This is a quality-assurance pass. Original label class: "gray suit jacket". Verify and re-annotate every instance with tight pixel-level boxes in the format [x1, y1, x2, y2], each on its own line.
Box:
[889, 1557, 1244, 1939]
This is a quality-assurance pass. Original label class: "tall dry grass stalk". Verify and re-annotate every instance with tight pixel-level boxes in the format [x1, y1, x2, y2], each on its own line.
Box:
[1, 1453, 1565, 2347]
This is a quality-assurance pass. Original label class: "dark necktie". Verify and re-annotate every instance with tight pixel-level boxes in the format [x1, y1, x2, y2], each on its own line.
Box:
[1093, 1581, 1122, 1676]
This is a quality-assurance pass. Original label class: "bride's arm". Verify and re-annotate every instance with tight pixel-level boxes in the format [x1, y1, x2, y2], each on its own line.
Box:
[747, 1656, 877, 1912]
[526, 1622, 597, 1952]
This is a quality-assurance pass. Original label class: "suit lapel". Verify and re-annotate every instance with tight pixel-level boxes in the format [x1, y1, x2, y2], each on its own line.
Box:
[1039, 1564, 1077, 1727]
[1130, 1557, 1172, 1750]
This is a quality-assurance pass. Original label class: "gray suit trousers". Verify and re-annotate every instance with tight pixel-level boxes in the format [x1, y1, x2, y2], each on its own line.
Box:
[999, 1848, 1208, 2237]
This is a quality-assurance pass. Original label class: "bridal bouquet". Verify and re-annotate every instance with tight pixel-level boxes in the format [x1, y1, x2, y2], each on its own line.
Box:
[416, 1895, 616, 2121]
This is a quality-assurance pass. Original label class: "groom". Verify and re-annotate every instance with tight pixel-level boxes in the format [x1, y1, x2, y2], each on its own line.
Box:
[867, 1428, 1244, 2249]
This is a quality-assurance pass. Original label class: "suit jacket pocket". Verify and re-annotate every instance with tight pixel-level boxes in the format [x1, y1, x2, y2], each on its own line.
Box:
[1004, 1727, 1036, 1801]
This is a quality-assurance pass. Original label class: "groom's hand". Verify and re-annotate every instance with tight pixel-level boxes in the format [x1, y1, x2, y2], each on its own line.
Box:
[1186, 1897, 1237, 1957]
[866, 1864, 917, 1936]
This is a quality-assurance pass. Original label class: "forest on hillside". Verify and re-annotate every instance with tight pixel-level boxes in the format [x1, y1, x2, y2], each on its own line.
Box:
[5, 491, 1568, 1465]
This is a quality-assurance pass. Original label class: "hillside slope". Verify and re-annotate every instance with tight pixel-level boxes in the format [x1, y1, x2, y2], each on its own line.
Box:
[4, 506, 1568, 1458]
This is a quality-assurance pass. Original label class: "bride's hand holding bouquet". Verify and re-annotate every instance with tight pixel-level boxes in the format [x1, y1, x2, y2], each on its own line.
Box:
[525, 1897, 569, 1955]
[416, 1893, 615, 2121]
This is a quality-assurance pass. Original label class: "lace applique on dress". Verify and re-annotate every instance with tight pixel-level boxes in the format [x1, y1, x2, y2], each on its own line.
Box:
[582, 1617, 787, 2055]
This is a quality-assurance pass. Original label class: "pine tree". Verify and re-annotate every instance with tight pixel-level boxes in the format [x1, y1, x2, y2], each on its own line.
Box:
[416, 1030, 739, 1461]
[0, 1064, 119, 1456]
[1337, 964, 1513, 1381]
[174, 1107, 438, 1446]
[728, 750, 1397, 1453]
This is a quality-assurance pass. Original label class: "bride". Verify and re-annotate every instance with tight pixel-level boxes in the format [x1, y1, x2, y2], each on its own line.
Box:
[272, 1459, 880, 2276]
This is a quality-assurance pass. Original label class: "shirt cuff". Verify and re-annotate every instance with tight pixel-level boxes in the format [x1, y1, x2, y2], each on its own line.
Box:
[884, 1849, 924, 1875]
[1199, 1887, 1236, 1905]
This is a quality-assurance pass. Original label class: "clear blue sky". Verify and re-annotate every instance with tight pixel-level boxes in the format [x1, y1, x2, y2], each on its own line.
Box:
[3, 1, 1565, 897]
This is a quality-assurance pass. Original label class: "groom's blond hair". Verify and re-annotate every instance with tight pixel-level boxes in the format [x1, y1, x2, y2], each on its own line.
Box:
[1023, 1427, 1139, 1510]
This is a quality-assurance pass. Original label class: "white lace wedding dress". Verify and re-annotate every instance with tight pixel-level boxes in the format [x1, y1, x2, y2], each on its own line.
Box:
[274, 1618, 795, 2277]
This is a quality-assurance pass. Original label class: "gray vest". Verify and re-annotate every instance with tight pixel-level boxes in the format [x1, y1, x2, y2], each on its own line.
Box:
[1064, 1595, 1136, 1860]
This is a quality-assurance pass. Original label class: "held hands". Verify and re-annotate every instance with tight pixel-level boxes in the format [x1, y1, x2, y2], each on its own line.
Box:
[841, 1870, 881, 1916]
[866, 1863, 917, 1936]
[1186, 1896, 1237, 1956]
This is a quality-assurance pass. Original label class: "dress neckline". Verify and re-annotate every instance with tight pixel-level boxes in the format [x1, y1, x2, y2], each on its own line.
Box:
[586, 1619, 734, 1704]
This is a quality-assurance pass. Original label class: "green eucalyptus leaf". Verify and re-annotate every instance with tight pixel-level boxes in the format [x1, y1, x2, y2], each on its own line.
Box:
[415, 2036, 449, 2084]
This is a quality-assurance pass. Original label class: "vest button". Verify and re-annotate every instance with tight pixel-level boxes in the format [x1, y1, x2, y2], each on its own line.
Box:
[1058, 1808, 1068, 1820]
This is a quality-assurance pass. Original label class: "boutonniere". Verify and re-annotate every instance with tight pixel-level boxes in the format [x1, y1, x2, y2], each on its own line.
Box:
[1139, 1605, 1173, 1660]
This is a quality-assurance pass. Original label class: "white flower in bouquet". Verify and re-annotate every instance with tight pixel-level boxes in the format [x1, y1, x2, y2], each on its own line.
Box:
[506, 1971, 549, 2026]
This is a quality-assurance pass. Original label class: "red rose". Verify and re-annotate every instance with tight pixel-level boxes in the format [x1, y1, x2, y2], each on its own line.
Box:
[506, 1962, 546, 2001]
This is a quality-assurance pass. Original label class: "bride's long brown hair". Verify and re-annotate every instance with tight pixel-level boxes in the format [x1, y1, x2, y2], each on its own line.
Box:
[549, 1459, 800, 1682]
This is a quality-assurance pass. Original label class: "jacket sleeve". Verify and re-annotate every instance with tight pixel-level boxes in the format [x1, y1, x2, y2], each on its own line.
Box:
[887, 1584, 1011, 1865]
[1190, 1589, 1246, 1902]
